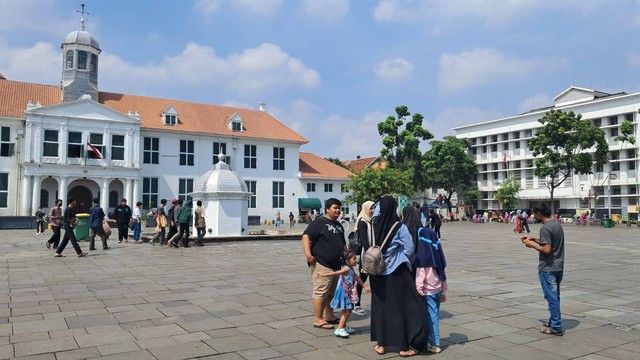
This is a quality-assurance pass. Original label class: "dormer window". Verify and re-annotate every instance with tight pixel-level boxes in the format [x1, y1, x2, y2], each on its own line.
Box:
[228, 112, 244, 132]
[162, 105, 179, 126]
[165, 115, 177, 125]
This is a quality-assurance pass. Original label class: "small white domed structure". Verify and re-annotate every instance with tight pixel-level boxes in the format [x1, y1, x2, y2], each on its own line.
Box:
[190, 154, 251, 237]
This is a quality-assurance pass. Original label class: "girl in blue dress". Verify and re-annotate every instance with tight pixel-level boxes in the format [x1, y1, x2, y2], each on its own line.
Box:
[317, 250, 370, 338]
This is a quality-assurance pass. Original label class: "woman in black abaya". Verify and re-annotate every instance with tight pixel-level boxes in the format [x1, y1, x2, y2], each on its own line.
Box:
[370, 196, 427, 357]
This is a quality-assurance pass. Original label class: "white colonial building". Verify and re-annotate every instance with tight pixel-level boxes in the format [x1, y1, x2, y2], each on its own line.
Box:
[454, 86, 639, 217]
[0, 20, 355, 225]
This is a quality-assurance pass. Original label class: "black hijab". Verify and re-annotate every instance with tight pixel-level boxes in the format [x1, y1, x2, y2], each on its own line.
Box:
[402, 205, 421, 250]
[372, 196, 401, 252]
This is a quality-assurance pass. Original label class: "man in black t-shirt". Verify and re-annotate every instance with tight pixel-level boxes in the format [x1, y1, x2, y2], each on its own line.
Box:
[302, 198, 346, 329]
[54, 197, 87, 258]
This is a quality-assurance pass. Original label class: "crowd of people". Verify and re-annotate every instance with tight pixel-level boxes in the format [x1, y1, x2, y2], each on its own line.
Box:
[302, 198, 566, 356]
[303, 197, 447, 357]
[40, 197, 209, 256]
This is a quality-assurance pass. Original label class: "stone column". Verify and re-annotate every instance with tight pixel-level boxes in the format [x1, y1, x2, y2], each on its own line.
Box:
[31, 175, 41, 215]
[133, 178, 140, 205]
[101, 178, 109, 211]
[20, 174, 31, 216]
[125, 179, 132, 203]
[59, 176, 68, 206]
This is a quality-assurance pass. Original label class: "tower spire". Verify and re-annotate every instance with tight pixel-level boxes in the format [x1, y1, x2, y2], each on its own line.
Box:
[76, 3, 89, 31]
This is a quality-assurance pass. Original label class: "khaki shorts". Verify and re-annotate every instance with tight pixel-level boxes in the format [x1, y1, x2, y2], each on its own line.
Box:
[311, 262, 338, 300]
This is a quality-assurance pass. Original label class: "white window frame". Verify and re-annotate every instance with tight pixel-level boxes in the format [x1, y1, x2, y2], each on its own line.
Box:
[246, 180, 257, 208]
[213, 142, 228, 164]
[324, 183, 333, 192]
[306, 183, 316, 192]
[244, 144, 257, 169]
[43, 129, 58, 157]
[0, 127, 14, 157]
[88, 133, 104, 159]
[143, 137, 159, 164]
[111, 134, 125, 160]
[180, 140, 194, 166]
[0, 172, 7, 208]
[178, 178, 194, 201]
[67, 131, 83, 158]
[272, 181, 284, 208]
[273, 147, 285, 170]
[142, 177, 158, 209]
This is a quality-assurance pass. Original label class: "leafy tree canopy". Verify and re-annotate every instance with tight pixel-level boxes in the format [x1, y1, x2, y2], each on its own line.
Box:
[325, 157, 348, 169]
[423, 136, 477, 210]
[378, 105, 434, 190]
[343, 166, 414, 207]
[528, 109, 608, 213]
[494, 176, 521, 210]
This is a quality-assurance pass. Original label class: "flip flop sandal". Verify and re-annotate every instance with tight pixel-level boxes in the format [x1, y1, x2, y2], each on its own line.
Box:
[313, 322, 334, 329]
[399, 347, 418, 357]
[542, 322, 551, 328]
[540, 327, 564, 336]
[325, 318, 340, 324]
[374, 345, 385, 355]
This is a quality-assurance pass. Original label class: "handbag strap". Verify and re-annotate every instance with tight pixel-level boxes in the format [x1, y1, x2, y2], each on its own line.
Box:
[373, 221, 399, 249]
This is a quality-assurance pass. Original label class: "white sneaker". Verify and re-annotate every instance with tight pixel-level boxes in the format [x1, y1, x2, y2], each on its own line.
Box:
[352, 307, 366, 315]
[334, 328, 350, 338]
[427, 344, 442, 353]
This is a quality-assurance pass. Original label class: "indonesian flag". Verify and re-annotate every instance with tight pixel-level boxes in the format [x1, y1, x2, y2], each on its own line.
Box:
[87, 141, 103, 159]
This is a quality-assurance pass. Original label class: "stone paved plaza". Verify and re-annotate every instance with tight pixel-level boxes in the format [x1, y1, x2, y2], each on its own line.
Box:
[1, 221, 640, 359]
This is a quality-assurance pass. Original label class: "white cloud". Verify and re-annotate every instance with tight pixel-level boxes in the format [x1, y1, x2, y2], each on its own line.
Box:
[372, 0, 425, 22]
[271, 100, 385, 159]
[98, 42, 319, 96]
[438, 48, 568, 95]
[302, 0, 350, 21]
[194, 0, 225, 16]
[372, 0, 603, 26]
[0, 40, 60, 84]
[0, 0, 77, 34]
[375, 58, 415, 81]
[195, 0, 282, 17]
[427, 106, 507, 140]
[517, 94, 553, 114]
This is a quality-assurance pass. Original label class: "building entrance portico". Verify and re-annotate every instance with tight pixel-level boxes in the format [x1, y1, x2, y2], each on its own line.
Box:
[68, 184, 93, 213]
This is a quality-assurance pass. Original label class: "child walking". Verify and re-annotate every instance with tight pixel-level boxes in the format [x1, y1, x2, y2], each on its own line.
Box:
[317, 250, 370, 338]
[415, 226, 448, 354]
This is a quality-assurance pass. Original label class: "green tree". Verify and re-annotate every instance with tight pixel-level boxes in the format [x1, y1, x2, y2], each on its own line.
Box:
[494, 177, 521, 210]
[343, 167, 414, 207]
[378, 105, 434, 190]
[423, 136, 478, 213]
[325, 157, 348, 169]
[528, 110, 609, 213]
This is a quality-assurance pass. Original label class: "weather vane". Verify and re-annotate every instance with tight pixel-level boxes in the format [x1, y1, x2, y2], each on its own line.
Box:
[76, 4, 90, 31]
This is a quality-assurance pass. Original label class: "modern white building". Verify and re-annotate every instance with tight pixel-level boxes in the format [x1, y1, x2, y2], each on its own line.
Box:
[454, 86, 639, 217]
[0, 19, 355, 226]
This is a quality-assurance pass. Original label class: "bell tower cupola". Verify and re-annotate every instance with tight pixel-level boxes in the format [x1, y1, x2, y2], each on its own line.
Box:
[61, 4, 101, 102]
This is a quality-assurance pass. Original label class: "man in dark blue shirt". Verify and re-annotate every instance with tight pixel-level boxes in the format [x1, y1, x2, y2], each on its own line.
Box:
[89, 197, 110, 250]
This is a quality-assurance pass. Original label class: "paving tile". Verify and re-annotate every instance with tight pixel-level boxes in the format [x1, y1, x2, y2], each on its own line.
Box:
[146, 341, 218, 360]
[54, 347, 101, 360]
[12, 318, 68, 335]
[65, 313, 119, 329]
[130, 323, 187, 340]
[14, 337, 78, 357]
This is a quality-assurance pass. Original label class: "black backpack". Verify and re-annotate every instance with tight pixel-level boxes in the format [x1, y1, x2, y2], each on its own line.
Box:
[348, 230, 361, 254]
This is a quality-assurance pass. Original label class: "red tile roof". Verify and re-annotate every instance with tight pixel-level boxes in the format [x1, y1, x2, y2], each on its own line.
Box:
[299, 152, 354, 179]
[0, 79, 308, 144]
[342, 156, 386, 173]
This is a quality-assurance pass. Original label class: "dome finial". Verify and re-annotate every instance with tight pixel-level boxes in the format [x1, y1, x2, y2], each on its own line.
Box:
[76, 3, 90, 31]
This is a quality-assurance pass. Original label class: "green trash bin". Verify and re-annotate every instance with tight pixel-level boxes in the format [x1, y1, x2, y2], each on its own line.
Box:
[602, 218, 613, 228]
[74, 213, 90, 240]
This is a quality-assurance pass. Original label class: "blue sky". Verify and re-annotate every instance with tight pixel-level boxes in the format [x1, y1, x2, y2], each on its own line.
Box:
[2, 0, 640, 159]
